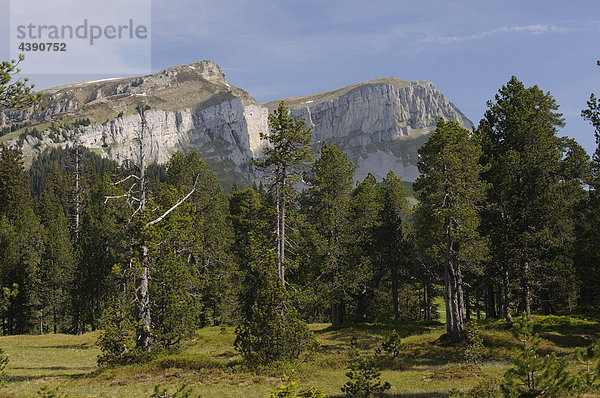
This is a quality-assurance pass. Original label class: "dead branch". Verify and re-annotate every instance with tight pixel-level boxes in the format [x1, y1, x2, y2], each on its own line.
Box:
[114, 174, 141, 185]
[145, 174, 200, 227]
[103, 193, 129, 203]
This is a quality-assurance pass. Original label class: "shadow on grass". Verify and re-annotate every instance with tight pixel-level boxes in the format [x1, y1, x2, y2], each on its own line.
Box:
[11, 366, 71, 370]
[330, 394, 446, 398]
[8, 372, 89, 382]
[540, 332, 593, 348]
[315, 322, 441, 339]
[315, 322, 442, 353]
[387, 394, 447, 398]
[37, 344, 94, 349]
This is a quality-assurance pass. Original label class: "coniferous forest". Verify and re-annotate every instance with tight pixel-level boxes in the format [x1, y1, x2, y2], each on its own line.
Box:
[3, 55, 600, 397]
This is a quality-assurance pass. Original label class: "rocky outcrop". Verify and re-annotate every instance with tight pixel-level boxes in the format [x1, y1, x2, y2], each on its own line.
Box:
[0, 63, 472, 186]
[269, 78, 473, 182]
[0, 61, 266, 185]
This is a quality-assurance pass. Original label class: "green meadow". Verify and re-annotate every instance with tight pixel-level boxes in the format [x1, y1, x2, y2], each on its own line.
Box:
[1, 314, 599, 397]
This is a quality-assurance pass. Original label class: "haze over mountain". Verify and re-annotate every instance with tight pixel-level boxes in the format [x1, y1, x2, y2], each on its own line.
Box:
[0, 60, 472, 187]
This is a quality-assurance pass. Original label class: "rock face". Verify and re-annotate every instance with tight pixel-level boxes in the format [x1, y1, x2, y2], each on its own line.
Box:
[267, 78, 473, 182]
[0, 62, 472, 187]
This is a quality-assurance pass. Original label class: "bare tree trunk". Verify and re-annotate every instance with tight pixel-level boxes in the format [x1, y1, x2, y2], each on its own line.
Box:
[465, 291, 471, 322]
[476, 293, 481, 321]
[521, 261, 532, 320]
[445, 260, 465, 341]
[275, 183, 281, 280]
[91, 295, 96, 331]
[53, 300, 57, 334]
[331, 300, 343, 327]
[357, 290, 368, 321]
[136, 244, 151, 352]
[486, 282, 497, 319]
[72, 143, 83, 334]
[420, 285, 424, 321]
[502, 266, 513, 322]
[73, 143, 81, 241]
[280, 182, 286, 284]
[136, 105, 151, 352]
[272, 167, 288, 285]
[444, 216, 464, 341]
[391, 265, 400, 322]
[425, 283, 434, 321]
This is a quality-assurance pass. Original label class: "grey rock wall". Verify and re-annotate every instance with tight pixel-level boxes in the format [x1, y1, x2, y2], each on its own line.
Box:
[0, 62, 472, 185]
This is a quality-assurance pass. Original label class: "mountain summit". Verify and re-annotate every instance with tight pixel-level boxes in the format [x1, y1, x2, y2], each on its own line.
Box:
[0, 61, 472, 187]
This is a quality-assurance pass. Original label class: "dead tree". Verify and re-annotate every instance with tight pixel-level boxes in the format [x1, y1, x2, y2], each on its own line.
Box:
[105, 104, 199, 353]
[71, 132, 82, 241]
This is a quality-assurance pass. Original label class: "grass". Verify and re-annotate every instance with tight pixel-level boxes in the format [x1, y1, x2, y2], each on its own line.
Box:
[265, 78, 426, 111]
[0, 315, 599, 397]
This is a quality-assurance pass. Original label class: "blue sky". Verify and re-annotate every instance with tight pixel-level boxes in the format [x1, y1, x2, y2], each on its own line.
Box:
[2, 0, 600, 153]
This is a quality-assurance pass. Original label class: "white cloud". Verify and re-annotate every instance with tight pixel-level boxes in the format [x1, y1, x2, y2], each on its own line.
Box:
[420, 24, 577, 44]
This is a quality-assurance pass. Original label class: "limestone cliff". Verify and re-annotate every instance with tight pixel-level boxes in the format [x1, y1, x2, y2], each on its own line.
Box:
[0, 62, 472, 186]
[267, 78, 473, 182]
[0, 61, 268, 186]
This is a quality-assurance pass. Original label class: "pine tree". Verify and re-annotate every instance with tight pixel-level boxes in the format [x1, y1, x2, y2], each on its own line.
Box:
[341, 338, 391, 398]
[164, 152, 234, 326]
[377, 171, 410, 322]
[578, 61, 600, 305]
[0, 147, 44, 333]
[573, 343, 600, 393]
[501, 313, 573, 397]
[582, 61, 600, 189]
[267, 374, 328, 398]
[101, 105, 202, 355]
[478, 77, 578, 318]
[462, 321, 484, 365]
[229, 187, 271, 264]
[146, 184, 198, 348]
[0, 55, 42, 109]
[231, 183, 314, 364]
[348, 174, 382, 321]
[234, 239, 315, 364]
[74, 171, 129, 333]
[255, 100, 313, 284]
[305, 143, 355, 326]
[37, 166, 76, 333]
[415, 119, 488, 341]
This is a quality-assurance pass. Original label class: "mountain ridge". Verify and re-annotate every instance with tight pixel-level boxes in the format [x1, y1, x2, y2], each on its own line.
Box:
[0, 60, 473, 187]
